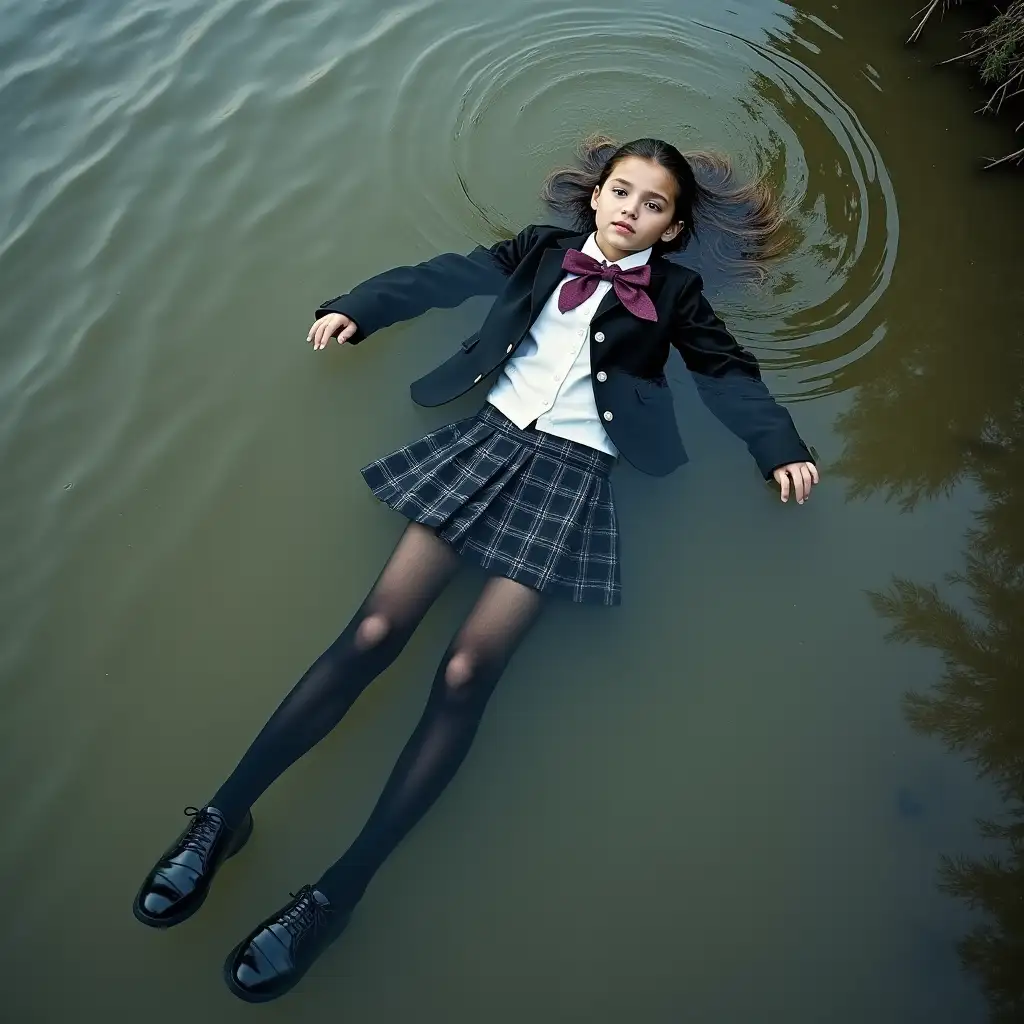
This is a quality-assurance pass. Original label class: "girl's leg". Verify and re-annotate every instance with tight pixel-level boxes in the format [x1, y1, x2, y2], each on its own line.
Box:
[135, 522, 462, 929]
[312, 574, 544, 911]
[224, 575, 544, 1000]
[210, 521, 462, 825]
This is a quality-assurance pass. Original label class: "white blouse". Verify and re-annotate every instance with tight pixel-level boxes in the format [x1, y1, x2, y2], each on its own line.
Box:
[486, 233, 653, 455]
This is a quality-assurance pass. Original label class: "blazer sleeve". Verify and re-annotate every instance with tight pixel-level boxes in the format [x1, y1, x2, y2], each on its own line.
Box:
[672, 271, 814, 479]
[315, 225, 538, 344]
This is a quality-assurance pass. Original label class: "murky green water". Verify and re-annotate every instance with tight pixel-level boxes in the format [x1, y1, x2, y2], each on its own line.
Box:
[2, 0, 1022, 1020]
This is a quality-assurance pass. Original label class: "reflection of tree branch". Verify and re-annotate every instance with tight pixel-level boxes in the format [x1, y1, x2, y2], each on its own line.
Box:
[938, 844, 1024, 1024]
[854, 403, 1024, 1019]
[832, 359, 1024, 510]
[768, 1, 1024, 1013]
[865, 512, 1024, 1018]
[870, 566, 1024, 797]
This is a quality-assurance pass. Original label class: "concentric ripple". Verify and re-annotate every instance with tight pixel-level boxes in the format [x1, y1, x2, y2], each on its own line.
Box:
[378, 2, 897, 399]
[0, 0, 896, 715]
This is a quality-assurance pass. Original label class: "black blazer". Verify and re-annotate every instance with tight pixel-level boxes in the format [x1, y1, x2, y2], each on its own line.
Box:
[317, 224, 813, 478]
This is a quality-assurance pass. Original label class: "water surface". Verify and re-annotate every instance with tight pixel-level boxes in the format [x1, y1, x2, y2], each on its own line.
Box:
[2, 0, 1022, 1020]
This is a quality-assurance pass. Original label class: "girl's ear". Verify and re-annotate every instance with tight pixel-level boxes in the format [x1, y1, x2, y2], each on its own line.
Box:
[590, 185, 600, 212]
[661, 221, 684, 242]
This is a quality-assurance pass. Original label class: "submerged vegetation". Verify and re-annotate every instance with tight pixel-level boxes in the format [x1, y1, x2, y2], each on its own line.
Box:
[909, 1, 1024, 166]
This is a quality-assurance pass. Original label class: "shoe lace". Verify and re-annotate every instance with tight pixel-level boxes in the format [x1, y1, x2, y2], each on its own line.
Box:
[279, 885, 330, 941]
[180, 806, 224, 859]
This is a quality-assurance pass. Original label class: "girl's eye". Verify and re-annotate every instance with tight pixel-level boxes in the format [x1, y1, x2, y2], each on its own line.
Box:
[646, 203, 662, 212]
[612, 188, 627, 197]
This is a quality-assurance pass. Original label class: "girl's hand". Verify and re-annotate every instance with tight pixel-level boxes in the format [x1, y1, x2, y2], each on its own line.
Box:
[308, 313, 359, 350]
[772, 461, 819, 504]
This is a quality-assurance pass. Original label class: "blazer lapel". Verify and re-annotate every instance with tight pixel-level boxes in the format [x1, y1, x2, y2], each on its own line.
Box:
[525, 231, 590, 317]
[590, 285, 621, 325]
[530, 247, 568, 318]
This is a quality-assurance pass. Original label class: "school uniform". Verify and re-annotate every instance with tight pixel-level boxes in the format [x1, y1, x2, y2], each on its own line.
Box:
[132, 226, 818, 991]
[318, 224, 813, 606]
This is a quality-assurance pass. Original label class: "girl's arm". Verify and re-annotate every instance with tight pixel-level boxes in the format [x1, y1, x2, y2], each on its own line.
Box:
[315, 226, 538, 344]
[672, 272, 814, 480]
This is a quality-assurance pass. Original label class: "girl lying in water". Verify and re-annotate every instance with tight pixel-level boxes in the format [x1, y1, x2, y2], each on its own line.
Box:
[134, 135, 817, 1003]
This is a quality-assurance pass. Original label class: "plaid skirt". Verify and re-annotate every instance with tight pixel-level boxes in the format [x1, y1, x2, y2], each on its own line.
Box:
[361, 403, 621, 605]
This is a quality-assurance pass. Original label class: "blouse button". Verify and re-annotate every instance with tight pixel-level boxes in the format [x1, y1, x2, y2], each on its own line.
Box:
[595, 371, 607, 383]
[594, 331, 606, 343]
[602, 410, 613, 422]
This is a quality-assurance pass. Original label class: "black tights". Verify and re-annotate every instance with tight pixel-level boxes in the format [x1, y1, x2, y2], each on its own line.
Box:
[212, 522, 542, 911]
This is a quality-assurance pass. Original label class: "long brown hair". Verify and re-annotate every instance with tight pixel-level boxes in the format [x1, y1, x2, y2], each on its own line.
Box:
[540, 135, 788, 278]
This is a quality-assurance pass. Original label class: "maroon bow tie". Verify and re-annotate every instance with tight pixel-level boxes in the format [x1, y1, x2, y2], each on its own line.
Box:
[557, 248, 658, 322]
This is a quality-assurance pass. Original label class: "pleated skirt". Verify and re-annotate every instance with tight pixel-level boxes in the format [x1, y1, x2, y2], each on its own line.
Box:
[361, 403, 621, 605]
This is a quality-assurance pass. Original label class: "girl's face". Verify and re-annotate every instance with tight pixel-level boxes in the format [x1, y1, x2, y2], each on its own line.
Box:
[590, 156, 685, 260]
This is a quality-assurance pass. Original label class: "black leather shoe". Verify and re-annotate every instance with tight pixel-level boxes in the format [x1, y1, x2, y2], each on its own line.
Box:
[132, 805, 253, 928]
[223, 886, 350, 1003]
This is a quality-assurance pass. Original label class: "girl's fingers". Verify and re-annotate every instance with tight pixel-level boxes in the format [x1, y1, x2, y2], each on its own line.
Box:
[795, 465, 810, 503]
[319, 317, 339, 349]
[808, 462, 820, 485]
[802, 464, 815, 499]
[776, 468, 790, 502]
[789, 468, 803, 504]
[308, 314, 355, 349]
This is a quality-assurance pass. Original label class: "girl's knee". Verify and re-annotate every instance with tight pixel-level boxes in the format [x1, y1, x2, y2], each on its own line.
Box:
[444, 650, 475, 690]
[355, 613, 390, 651]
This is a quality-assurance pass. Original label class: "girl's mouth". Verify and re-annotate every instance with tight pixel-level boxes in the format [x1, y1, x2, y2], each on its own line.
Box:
[611, 221, 635, 234]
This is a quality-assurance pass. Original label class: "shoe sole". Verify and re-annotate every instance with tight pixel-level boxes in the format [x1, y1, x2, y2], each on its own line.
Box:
[132, 811, 254, 930]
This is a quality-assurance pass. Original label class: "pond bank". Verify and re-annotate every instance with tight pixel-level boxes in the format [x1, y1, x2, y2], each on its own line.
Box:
[908, 0, 1024, 165]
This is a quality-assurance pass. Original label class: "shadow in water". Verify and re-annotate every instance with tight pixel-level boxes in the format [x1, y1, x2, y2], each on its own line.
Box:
[753, 2, 1024, 1015]
[834, 303, 1024, 1022]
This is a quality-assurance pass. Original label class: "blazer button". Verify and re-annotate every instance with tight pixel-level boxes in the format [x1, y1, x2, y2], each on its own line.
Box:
[506, 345, 513, 354]
[595, 371, 607, 382]
[602, 410, 613, 422]
[473, 374, 483, 384]
[594, 331, 606, 343]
